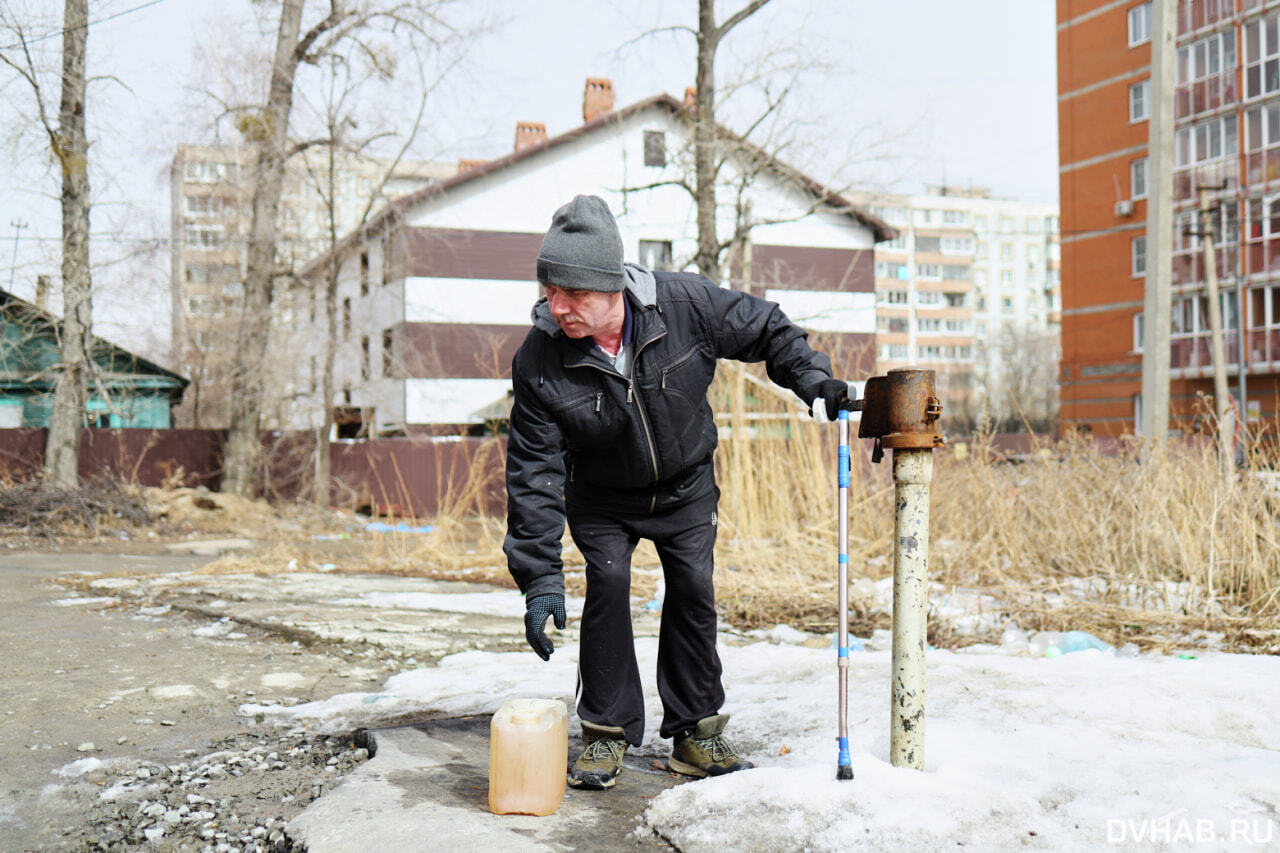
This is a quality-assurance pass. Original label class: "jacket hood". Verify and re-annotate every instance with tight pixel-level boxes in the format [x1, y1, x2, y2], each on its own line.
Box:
[530, 262, 656, 336]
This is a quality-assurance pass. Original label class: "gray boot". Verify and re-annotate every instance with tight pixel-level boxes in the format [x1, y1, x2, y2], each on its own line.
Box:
[569, 721, 628, 790]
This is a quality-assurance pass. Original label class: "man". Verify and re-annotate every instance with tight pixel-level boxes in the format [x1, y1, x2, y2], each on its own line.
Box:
[504, 194, 852, 790]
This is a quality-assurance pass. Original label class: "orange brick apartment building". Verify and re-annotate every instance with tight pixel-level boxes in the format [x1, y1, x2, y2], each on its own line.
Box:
[1058, 0, 1280, 436]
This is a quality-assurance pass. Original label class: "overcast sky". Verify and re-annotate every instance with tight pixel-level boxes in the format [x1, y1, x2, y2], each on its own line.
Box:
[0, 0, 1058, 354]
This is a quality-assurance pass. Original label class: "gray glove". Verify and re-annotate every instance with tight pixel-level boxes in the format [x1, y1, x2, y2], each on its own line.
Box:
[524, 593, 567, 661]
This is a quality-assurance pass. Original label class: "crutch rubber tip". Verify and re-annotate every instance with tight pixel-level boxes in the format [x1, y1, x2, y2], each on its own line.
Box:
[837, 765, 853, 781]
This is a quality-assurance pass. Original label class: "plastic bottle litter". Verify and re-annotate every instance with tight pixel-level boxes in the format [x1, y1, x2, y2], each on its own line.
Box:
[489, 698, 567, 816]
[1115, 642, 1140, 658]
[641, 578, 665, 612]
[1059, 630, 1112, 654]
[1028, 631, 1064, 658]
[1000, 626, 1030, 655]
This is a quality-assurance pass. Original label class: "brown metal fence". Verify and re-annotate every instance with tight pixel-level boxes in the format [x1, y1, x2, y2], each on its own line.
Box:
[0, 429, 506, 518]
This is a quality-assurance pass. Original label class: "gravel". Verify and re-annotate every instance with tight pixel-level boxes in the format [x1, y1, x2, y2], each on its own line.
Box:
[62, 729, 371, 852]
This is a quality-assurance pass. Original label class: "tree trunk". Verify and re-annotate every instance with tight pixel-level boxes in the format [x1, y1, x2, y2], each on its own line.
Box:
[693, 0, 719, 282]
[223, 0, 306, 496]
[43, 0, 91, 491]
[314, 145, 340, 510]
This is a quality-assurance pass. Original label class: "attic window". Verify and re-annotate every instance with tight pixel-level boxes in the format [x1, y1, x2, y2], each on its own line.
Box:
[638, 240, 673, 271]
[643, 131, 666, 167]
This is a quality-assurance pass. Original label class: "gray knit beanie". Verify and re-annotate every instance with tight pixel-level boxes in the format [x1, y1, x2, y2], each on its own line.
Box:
[536, 195, 626, 293]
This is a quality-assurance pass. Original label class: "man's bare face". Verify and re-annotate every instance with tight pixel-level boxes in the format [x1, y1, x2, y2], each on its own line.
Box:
[543, 284, 622, 339]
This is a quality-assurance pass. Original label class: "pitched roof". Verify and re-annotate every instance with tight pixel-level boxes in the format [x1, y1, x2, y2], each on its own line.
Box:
[299, 93, 894, 279]
[0, 288, 188, 386]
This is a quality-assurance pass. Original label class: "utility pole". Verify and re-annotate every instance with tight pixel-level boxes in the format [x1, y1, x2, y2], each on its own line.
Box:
[1142, 0, 1176, 446]
[8, 219, 28, 290]
[1195, 184, 1233, 474]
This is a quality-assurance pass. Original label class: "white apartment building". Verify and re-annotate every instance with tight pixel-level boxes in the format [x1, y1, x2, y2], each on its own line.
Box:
[849, 187, 1061, 430]
[169, 144, 455, 426]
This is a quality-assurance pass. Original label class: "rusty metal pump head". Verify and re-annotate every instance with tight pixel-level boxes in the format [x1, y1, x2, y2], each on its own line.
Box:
[857, 368, 944, 462]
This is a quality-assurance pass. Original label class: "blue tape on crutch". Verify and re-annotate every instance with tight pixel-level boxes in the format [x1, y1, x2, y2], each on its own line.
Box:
[838, 646, 848, 658]
[838, 554, 848, 564]
[837, 446, 849, 488]
[837, 737, 851, 766]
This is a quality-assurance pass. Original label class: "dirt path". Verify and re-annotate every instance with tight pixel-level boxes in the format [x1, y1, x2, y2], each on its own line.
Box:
[0, 547, 400, 852]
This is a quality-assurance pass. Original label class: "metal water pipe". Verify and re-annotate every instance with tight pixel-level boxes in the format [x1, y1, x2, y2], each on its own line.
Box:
[857, 368, 944, 770]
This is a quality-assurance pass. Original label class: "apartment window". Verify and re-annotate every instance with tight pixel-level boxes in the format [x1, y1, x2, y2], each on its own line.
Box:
[1027, 269, 1039, 286]
[638, 239, 673, 270]
[941, 236, 973, 254]
[999, 217, 1014, 234]
[1001, 296, 1014, 313]
[1175, 115, 1238, 166]
[944, 292, 967, 307]
[974, 215, 988, 230]
[187, 295, 220, 316]
[1130, 79, 1151, 122]
[977, 296, 987, 311]
[1131, 157, 1148, 199]
[184, 224, 223, 249]
[975, 241, 989, 259]
[878, 289, 909, 305]
[1026, 218, 1041, 234]
[942, 265, 971, 281]
[361, 336, 370, 380]
[916, 208, 936, 224]
[881, 233, 907, 250]
[1245, 14, 1280, 99]
[1028, 245, 1041, 262]
[974, 269, 988, 286]
[382, 329, 393, 376]
[1178, 32, 1235, 87]
[945, 318, 969, 333]
[359, 251, 370, 296]
[915, 236, 941, 254]
[310, 357, 318, 393]
[1132, 312, 1144, 352]
[342, 297, 352, 337]
[1000, 269, 1014, 286]
[643, 131, 666, 167]
[942, 210, 969, 225]
[1133, 235, 1147, 276]
[880, 343, 908, 360]
[917, 291, 942, 306]
[1128, 2, 1152, 47]
[184, 195, 223, 217]
[918, 318, 941, 333]
[381, 232, 394, 284]
[999, 243, 1013, 261]
[871, 205, 909, 223]
[917, 263, 941, 279]
[183, 161, 228, 184]
[887, 317, 908, 333]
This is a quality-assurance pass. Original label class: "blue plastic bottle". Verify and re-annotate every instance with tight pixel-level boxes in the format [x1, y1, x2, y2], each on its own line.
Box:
[1059, 630, 1112, 654]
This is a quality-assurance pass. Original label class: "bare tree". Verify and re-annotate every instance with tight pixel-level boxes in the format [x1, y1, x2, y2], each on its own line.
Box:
[296, 40, 441, 508]
[221, 0, 472, 497]
[0, 0, 93, 489]
[976, 324, 1059, 433]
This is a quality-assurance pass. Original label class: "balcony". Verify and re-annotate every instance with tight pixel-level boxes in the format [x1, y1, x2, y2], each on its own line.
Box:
[1175, 72, 1238, 120]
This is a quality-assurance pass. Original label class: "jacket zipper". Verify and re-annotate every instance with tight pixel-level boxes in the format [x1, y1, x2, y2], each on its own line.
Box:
[566, 329, 667, 512]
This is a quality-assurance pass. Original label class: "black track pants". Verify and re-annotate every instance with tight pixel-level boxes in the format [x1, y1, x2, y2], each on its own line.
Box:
[567, 493, 724, 746]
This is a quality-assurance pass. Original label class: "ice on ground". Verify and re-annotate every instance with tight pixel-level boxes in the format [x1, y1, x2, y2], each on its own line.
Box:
[48, 596, 117, 607]
[326, 589, 584, 618]
[248, 635, 1280, 851]
[55, 757, 105, 778]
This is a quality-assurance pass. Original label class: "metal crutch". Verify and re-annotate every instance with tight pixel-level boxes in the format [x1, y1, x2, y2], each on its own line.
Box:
[836, 406, 854, 781]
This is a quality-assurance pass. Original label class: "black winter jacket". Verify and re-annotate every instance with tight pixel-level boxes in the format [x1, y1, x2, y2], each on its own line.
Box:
[504, 266, 834, 598]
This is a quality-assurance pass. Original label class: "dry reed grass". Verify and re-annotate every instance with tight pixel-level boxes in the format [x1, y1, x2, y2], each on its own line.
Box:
[377, 368, 1280, 652]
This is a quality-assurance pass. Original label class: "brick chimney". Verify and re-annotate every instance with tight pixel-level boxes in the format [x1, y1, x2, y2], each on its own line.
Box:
[514, 121, 547, 152]
[583, 77, 615, 123]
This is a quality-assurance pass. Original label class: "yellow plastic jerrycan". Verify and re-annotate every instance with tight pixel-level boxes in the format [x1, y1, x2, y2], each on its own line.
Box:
[488, 698, 568, 816]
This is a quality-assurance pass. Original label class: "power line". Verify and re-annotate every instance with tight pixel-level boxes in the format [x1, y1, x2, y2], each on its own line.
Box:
[0, 0, 166, 52]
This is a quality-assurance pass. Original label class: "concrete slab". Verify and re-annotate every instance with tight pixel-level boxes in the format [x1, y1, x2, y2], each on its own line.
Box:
[163, 538, 256, 556]
[287, 716, 684, 852]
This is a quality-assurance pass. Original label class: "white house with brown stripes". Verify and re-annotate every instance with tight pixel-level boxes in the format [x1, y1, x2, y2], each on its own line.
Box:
[281, 80, 892, 437]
